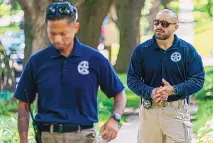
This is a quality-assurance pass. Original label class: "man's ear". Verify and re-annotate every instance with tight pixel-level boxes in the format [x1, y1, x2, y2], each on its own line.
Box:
[74, 22, 80, 33]
[175, 24, 179, 30]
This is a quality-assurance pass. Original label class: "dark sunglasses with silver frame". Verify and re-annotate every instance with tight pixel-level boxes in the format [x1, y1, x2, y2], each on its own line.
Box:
[46, 1, 78, 22]
[153, 19, 176, 28]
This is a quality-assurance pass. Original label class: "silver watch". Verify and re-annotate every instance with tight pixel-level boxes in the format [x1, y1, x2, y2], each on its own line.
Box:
[111, 112, 121, 122]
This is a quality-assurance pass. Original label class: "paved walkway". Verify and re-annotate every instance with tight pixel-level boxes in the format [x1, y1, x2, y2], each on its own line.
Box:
[110, 114, 138, 143]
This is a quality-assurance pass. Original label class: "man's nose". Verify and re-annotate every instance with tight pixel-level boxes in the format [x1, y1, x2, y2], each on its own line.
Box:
[53, 35, 62, 43]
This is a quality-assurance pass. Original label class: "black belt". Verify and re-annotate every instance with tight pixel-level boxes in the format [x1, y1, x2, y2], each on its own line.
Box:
[39, 124, 93, 133]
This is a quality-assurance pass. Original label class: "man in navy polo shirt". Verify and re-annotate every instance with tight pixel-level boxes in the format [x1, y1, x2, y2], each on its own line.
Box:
[14, 2, 126, 143]
[127, 9, 204, 143]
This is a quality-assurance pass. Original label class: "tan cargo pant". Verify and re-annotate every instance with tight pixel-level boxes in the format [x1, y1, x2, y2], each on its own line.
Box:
[138, 100, 192, 143]
[41, 127, 97, 143]
[41, 127, 109, 143]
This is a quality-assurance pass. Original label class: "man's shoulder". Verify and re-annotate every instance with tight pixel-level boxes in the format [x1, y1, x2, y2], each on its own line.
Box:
[81, 44, 107, 60]
[179, 38, 195, 50]
[29, 45, 52, 62]
[82, 44, 99, 53]
[135, 39, 153, 52]
[178, 38, 201, 57]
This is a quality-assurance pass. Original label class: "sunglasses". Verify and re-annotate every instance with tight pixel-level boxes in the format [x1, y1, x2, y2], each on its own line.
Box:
[153, 20, 176, 28]
[47, 2, 78, 21]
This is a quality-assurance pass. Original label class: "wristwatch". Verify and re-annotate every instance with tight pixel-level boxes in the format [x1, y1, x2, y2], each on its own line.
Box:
[111, 112, 121, 122]
[173, 86, 178, 95]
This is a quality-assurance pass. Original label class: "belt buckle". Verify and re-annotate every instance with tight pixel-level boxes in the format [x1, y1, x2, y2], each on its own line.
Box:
[143, 100, 152, 109]
[58, 124, 63, 133]
[50, 124, 54, 134]
[162, 101, 169, 107]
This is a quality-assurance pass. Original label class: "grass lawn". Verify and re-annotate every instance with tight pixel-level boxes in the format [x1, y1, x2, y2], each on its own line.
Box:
[193, 99, 213, 132]
[0, 25, 20, 35]
[192, 66, 213, 141]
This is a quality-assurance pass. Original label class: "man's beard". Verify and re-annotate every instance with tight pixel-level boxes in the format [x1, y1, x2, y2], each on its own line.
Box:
[155, 33, 170, 40]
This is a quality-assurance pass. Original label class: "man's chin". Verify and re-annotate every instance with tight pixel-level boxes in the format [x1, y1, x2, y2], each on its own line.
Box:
[155, 35, 168, 40]
[55, 47, 64, 50]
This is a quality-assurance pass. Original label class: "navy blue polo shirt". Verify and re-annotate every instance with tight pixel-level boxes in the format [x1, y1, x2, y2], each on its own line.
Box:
[14, 37, 124, 125]
[127, 34, 205, 102]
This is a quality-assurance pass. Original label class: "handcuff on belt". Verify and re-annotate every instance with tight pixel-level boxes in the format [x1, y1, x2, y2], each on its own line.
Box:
[142, 99, 152, 109]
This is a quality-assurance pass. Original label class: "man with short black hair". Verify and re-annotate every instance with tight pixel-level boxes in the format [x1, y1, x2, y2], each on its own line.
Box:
[127, 9, 204, 143]
[15, 2, 126, 143]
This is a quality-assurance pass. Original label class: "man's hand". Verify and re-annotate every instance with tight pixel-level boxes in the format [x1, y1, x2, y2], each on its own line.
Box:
[162, 79, 174, 96]
[100, 118, 119, 142]
[152, 87, 168, 103]
[152, 79, 174, 103]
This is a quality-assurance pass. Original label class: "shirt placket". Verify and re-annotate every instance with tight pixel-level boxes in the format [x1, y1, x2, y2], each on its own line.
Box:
[162, 50, 167, 79]
[62, 58, 69, 83]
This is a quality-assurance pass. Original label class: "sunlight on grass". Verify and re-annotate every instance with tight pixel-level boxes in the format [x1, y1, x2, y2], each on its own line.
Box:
[0, 25, 20, 35]
[193, 100, 213, 132]
[194, 21, 212, 57]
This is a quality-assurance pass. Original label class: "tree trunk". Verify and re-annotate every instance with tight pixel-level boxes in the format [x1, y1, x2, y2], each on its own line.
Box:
[160, 0, 172, 8]
[114, 0, 144, 73]
[77, 0, 114, 48]
[23, 13, 33, 65]
[147, 0, 160, 33]
[17, 0, 113, 65]
[17, 0, 53, 65]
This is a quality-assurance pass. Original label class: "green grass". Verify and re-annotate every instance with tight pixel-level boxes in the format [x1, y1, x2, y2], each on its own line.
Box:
[0, 101, 17, 115]
[194, 66, 213, 100]
[118, 74, 141, 108]
[193, 99, 213, 132]
[192, 66, 213, 142]
[0, 25, 20, 35]
[125, 89, 140, 108]
[118, 74, 127, 83]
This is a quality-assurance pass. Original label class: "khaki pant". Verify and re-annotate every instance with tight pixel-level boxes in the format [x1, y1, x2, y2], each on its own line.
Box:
[138, 100, 192, 143]
[41, 128, 97, 143]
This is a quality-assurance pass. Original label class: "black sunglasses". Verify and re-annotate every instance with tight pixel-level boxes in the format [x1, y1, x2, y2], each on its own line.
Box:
[153, 20, 176, 28]
[47, 2, 77, 21]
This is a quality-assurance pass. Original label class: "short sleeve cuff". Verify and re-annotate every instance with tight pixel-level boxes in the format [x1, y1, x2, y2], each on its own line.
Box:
[106, 84, 125, 98]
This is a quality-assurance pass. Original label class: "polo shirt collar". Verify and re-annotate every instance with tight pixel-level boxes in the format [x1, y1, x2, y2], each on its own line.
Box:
[152, 34, 180, 51]
[49, 36, 82, 58]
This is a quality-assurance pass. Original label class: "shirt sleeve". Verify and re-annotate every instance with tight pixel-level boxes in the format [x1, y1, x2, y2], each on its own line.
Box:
[173, 46, 205, 99]
[14, 58, 37, 103]
[127, 46, 154, 100]
[99, 57, 125, 98]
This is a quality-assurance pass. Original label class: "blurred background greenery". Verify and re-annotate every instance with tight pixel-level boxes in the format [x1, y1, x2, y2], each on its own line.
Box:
[0, 0, 212, 142]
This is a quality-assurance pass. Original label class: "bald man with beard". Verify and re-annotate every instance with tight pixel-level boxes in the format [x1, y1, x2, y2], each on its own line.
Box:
[127, 9, 204, 143]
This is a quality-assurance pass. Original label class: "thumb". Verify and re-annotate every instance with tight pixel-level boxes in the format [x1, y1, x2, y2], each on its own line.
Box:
[162, 78, 170, 86]
[100, 124, 106, 134]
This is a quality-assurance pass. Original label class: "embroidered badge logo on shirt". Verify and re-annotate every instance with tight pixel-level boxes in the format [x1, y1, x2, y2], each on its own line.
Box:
[171, 52, 181, 62]
[78, 61, 89, 75]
